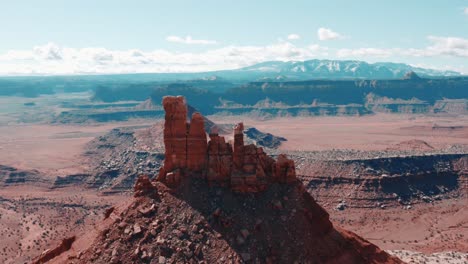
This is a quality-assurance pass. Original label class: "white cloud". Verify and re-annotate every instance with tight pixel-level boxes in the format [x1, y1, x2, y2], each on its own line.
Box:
[317, 28, 343, 41]
[336, 36, 468, 58]
[423, 36, 468, 57]
[464, 7, 468, 15]
[287, 34, 301, 40]
[166, 35, 217, 45]
[33, 42, 63, 60]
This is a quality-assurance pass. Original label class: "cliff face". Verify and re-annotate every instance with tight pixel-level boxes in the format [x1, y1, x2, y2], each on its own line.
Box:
[223, 77, 468, 106]
[157, 96, 297, 193]
[300, 154, 467, 208]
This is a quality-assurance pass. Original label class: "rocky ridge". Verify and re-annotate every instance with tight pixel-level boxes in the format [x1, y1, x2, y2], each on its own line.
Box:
[296, 153, 468, 209]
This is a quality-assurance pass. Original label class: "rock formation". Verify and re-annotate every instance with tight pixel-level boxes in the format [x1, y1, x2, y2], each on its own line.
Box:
[35, 95, 403, 264]
[233, 122, 245, 170]
[157, 95, 297, 193]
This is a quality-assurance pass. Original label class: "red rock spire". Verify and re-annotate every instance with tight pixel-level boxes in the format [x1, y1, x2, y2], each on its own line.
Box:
[158, 96, 297, 192]
[233, 122, 245, 170]
[162, 96, 188, 172]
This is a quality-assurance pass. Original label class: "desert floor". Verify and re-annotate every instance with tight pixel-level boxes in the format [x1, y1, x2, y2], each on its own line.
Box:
[0, 114, 467, 262]
[0, 120, 155, 177]
[210, 114, 468, 151]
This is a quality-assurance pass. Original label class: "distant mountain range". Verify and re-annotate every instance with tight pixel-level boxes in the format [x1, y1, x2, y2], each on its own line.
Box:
[0, 59, 461, 84]
[235, 60, 461, 80]
[0, 59, 464, 98]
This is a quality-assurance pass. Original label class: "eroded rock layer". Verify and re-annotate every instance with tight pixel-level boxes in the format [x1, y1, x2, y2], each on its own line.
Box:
[158, 96, 297, 193]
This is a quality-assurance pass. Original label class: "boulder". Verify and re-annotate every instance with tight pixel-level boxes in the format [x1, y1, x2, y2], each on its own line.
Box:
[134, 175, 157, 197]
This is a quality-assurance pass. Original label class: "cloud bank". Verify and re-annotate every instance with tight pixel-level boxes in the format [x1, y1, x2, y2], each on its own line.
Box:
[0, 35, 467, 75]
[0, 42, 326, 75]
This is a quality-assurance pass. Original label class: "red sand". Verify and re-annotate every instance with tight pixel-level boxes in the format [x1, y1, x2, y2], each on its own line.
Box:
[0, 114, 467, 263]
[0, 121, 154, 177]
[328, 199, 468, 254]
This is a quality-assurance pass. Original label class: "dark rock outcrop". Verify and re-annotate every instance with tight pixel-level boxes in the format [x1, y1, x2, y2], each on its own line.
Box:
[244, 127, 287, 148]
[0, 165, 47, 186]
[402, 71, 421, 80]
[134, 175, 158, 198]
[32, 236, 75, 264]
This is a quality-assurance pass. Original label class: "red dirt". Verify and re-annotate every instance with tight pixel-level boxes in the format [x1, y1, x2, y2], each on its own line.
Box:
[1, 112, 467, 263]
[329, 199, 468, 253]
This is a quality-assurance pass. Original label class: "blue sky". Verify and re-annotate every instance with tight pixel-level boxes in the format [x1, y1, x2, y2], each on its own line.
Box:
[0, 0, 467, 75]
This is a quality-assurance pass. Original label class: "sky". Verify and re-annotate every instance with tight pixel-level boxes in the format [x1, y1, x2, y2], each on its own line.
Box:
[0, 0, 467, 75]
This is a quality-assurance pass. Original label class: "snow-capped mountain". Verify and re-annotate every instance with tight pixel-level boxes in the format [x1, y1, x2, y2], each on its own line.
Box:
[236, 60, 461, 80]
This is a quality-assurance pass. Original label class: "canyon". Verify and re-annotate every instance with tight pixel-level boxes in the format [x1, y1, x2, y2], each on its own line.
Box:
[0, 89, 467, 263]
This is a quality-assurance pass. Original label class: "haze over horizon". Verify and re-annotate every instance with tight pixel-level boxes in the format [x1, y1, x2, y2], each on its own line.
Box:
[1, 0, 467, 75]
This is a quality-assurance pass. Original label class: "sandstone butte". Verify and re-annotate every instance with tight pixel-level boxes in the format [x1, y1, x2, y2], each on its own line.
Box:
[157, 96, 296, 192]
[32, 96, 403, 264]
